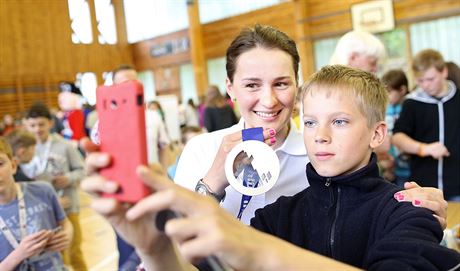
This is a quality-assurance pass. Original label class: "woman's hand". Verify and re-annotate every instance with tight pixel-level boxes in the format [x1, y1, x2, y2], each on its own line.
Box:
[394, 181, 448, 229]
[202, 127, 277, 193]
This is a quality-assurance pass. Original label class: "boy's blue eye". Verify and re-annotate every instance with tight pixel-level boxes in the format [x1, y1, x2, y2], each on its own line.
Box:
[333, 119, 348, 126]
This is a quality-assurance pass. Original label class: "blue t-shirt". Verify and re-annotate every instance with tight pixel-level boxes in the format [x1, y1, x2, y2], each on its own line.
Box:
[0, 182, 66, 271]
[385, 103, 410, 179]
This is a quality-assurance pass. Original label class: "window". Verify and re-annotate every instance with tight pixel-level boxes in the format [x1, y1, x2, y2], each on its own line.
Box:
[199, 0, 285, 24]
[180, 63, 197, 104]
[207, 57, 227, 97]
[68, 0, 93, 44]
[410, 15, 460, 64]
[77, 72, 98, 105]
[94, 0, 117, 44]
[138, 70, 156, 103]
[123, 0, 188, 43]
[313, 37, 340, 71]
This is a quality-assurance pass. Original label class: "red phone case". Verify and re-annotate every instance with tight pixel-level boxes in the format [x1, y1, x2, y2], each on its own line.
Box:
[96, 80, 150, 203]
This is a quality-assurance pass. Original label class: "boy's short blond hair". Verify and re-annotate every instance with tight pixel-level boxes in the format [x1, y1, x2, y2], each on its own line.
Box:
[412, 49, 445, 76]
[5, 129, 36, 154]
[0, 137, 14, 160]
[301, 65, 388, 127]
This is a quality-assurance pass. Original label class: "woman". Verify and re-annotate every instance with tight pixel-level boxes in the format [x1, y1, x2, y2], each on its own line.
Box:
[174, 24, 446, 225]
[203, 85, 238, 132]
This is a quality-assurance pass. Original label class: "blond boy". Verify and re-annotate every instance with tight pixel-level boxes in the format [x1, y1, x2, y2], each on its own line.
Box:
[250, 65, 460, 269]
[5, 129, 37, 182]
[0, 137, 72, 271]
[392, 49, 460, 200]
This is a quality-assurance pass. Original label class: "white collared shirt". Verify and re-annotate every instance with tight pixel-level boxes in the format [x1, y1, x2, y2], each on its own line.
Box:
[174, 119, 309, 224]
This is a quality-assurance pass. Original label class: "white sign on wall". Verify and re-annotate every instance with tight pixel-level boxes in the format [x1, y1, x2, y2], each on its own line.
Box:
[351, 0, 395, 34]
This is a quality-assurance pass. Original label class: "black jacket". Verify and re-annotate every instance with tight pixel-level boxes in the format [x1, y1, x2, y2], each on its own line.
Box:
[251, 154, 460, 270]
[393, 84, 460, 199]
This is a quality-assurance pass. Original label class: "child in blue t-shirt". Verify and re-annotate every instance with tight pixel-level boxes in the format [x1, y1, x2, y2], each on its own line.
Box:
[380, 69, 410, 185]
[0, 137, 72, 271]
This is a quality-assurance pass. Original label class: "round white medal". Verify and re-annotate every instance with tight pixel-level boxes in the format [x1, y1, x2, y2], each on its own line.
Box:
[225, 140, 280, 196]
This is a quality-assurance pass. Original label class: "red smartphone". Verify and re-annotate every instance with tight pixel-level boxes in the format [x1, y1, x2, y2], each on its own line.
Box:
[96, 80, 151, 203]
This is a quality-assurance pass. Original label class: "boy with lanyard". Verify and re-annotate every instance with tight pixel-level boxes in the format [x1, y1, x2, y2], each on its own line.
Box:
[21, 103, 87, 271]
[0, 137, 72, 271]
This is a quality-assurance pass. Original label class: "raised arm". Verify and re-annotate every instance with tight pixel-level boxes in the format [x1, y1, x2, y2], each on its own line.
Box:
[127, 164, 361, 271]
[392, 132, 449, 159]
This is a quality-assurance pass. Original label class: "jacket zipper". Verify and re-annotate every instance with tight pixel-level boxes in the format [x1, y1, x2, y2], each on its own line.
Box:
[327, 177, 340, 258]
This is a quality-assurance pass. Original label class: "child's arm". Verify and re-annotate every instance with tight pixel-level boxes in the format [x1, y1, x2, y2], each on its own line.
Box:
[0, 230, 52, 271]
[45, 218, 73, 252]
[53, 144, 85, 190]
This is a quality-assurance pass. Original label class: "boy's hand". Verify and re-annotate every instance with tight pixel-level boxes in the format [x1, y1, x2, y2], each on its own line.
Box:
[46, 229, 71, 252]
[16, 230, 52, 260]
[394, 181, 447, 229]
[53, 175, 70, 189]
[425, 142, 450, 159]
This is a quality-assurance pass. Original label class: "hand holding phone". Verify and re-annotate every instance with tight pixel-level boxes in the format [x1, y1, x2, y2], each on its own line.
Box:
[96, 80, 151, 203]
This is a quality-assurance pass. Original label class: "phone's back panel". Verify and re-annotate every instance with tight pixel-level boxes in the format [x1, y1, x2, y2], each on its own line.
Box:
[96, 80, 150, 203]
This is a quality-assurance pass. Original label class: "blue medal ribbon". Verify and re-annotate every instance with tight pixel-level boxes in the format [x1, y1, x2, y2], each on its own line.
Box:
[237, 127, 264, 220]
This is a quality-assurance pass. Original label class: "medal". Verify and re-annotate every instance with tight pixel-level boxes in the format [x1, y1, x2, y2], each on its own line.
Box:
[225, 129, 280, 196]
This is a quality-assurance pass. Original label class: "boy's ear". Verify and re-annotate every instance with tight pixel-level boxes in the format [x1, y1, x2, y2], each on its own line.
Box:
[16, 147, 25, 157]
[441, 66, 448, 79]
[11, 157, 18, 175]
[370, 121, 387, 149]
[400, 85, 408, 94]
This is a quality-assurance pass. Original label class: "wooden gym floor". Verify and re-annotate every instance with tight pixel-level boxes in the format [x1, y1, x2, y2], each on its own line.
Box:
[79, 190, 118, 271]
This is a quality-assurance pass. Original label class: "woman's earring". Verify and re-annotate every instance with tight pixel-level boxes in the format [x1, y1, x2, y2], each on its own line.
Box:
[232, 98, 237, 102]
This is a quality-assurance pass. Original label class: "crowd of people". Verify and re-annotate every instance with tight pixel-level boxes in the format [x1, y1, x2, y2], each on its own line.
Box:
[1, 23, 459, 271]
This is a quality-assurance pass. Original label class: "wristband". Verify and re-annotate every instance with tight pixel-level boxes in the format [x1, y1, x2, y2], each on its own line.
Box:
[417, 143, 426, 157]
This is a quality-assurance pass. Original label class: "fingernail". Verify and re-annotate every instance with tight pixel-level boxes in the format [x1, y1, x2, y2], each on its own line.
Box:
[105, 181, 118, 191]
[269, 128, 276, 137]
[413, 199, 421, 206]
[270, 137, 276, 144]
[98, 154, 109, 163]
[398, 194, 405, 201]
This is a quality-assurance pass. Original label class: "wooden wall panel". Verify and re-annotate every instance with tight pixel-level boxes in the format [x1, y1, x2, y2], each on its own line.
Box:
[131, 2, 296, 70]
[0, 0, 133, 118]
[2, 0, 460, 119]
[301, 0, 460, 40]
[132, 29, 191, 71]
[394, 0, 460, 23]
[202, 2, 296, 60]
